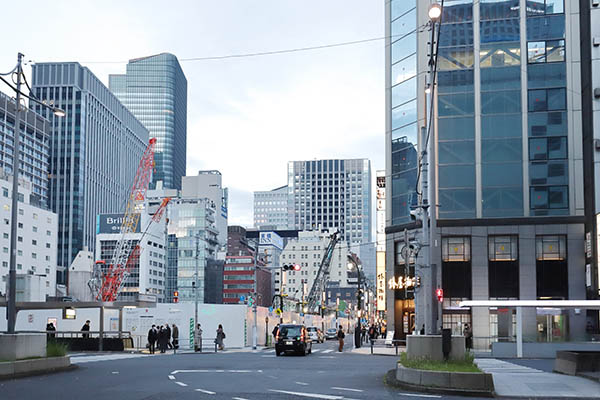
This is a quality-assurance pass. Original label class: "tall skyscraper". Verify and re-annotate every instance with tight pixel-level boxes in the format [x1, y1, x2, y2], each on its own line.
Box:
[254, 185, 289, 229]
[385, 0, 591, 344]
[109, 53, 187, 190]
[31, 62, 149, 284]
[287, 159, 372, 245]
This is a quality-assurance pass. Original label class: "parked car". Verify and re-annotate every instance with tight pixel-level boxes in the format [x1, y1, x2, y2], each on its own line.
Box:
[275, 324, 312, 356]
[306, 326, 324, 343]
[325, 328, 338, 340]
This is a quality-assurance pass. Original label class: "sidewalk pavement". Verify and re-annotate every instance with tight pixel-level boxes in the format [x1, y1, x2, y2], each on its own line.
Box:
[475, 358, 600, 398]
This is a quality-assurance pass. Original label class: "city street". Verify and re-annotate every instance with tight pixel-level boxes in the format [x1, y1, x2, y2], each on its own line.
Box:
[0, 338, 487, 400]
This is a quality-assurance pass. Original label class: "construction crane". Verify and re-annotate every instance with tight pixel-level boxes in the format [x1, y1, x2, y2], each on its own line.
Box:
[89, 138, 169, 301]
[305, 231, 340, 314]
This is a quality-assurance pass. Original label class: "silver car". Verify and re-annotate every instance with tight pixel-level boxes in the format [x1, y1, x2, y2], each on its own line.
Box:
[325, 328, 338, 340]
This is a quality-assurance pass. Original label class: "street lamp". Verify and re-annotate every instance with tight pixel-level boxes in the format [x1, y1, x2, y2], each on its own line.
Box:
[428, 3, 442, 21]
[1, 53, 65, 334]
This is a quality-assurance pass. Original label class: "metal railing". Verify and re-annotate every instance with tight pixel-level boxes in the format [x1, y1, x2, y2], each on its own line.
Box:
[131, 335, 220, 354]
[369, 338, 406, 355]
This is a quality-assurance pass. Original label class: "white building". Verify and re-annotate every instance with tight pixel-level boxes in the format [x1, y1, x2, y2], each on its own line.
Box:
[278, 230, 352, 302]
[95, 208, 167, 302]
[182, 171, 228, 249]
[0, 174, 58, 299]
[254, 185, 289, 229]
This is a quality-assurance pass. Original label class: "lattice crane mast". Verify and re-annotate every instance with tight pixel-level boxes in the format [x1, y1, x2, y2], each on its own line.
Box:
[306, 231, 340, 313]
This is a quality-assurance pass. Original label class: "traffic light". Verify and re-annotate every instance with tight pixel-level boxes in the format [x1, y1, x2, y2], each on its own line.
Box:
[293, 264, 301, 271]
[283, 264, 301, 271]
[173, 291, 179, 303]
[435, 288, 443, 303]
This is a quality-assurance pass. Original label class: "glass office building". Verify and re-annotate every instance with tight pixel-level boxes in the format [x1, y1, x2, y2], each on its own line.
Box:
[385, 0, 591, 345]
[110, 53, 187, 190]
[31, 63, 149, 284]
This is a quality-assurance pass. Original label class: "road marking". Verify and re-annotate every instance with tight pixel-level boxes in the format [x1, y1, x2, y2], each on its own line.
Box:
[262, 355, 276, 358]
[269, 389, 344, 399]
[296, 381, 309, 385]
[312, 349, 320, 353]
[172, 369, 260, 374]
[111, 371, 119, 374]
[232, 397, 249, 400]
[331, 387, 363, 393]
[168, 375, 176, 380]
[398, 393, 441, 398]
[195, 389, 216, 395]
[318, 356, 335, 359]
[175, 382, 188, 387]
[321, 349, 334, 353]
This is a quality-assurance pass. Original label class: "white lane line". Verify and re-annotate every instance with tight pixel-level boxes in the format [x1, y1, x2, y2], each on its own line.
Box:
[296, 381, 310, 385]
[232, 397, 249, 400]
[398, 393, 442, 398]
[321, 349, 333, 353]
[111, 371, 119, 374]
[195, 388, 216, 395]
[175, 382, 188, 387]
[262, 355, 276, 358]
[168, 375, 176, 380]
[312, 349, 320, 353]
[331, 387, 363, 393]
[319, 356, 335, 359]
[268, 389, 343, 399]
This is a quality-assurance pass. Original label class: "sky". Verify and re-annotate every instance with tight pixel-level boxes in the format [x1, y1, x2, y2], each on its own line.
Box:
[1, 0, 385, 228]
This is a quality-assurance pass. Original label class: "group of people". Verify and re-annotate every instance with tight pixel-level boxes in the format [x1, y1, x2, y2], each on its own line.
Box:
[360, 323, 387, 343]
[147, 323, 179, 353]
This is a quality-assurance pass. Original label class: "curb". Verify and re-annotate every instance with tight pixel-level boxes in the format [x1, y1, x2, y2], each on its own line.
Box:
[384, 369, 495, 398]
[0, 356, 77, 381]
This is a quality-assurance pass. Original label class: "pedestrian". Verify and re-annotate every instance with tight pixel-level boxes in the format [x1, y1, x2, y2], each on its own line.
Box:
[81, 320, 91, 339]
[463, 323, 473, 350]
[194, 323, 203, 352]
[272, 324, 280, 343]
[158, 325, 168, 353]
[361, 325, 367, 343]
[147, 324, 157, 354]
[420, 324, 425, 335]
[165, 323, 172, 349]
[46, 321, 56, 340]
[172, 324, 179, 350]
[368, 324, 376, 342]
[337, 326, 345, 352]
[216, 324, 226, 351]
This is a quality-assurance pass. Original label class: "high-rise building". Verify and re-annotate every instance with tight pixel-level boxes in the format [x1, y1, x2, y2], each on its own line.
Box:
[287, 159, 372, 245]
[385, 0, 590, 344]
[0, 91, 51, 207]
[109, 53, 187, 190]
[31, 62, 149, 284]
[254, 185, 289, 229]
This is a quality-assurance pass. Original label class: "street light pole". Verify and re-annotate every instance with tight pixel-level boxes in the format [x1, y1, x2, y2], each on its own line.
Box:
[194, 232, 200, 333]
[252, 239, 258, 350]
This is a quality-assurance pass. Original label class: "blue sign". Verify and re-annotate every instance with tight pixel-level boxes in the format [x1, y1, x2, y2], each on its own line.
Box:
[300, 313, 304, 317]
[268, 307, 273, 313]
[239, 295, 246, 302]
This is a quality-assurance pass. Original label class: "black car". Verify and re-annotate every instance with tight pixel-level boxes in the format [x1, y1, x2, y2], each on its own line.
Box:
[275, 324, 312, 356]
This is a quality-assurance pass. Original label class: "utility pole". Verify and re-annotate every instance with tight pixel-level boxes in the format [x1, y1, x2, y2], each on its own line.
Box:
[252, 239, 258, 350]
[7, 53, 23, 334]
[194, 232, 200, 334]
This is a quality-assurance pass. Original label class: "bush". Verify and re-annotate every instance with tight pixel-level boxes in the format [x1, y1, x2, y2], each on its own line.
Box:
[47, 341, 68, 358]
[399, 352, 480, 373]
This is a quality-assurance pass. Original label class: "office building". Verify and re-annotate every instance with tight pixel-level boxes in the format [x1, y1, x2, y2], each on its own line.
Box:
[287, 159, 372, 245]
[0, 91, 51, 207]
[0, 175, 58, 298]
[385, 0, 590, 344]
[182, 171, 228, 249]
[109, 53, 187, 190]
[254, 185, 289, 229]
[31, 62, 149, 284]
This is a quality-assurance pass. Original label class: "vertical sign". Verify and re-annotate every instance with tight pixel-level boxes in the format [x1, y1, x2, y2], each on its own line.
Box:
[376, 171, 386, 312]
[189, 318, 195, 350]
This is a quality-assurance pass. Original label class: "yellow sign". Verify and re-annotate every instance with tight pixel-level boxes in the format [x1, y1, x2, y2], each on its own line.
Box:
[275, 308, 282, 315]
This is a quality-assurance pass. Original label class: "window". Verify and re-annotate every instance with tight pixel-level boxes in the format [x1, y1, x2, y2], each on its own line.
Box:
[17, 236, 22, 242]
[528, 88, 566, 112]
[488, 236, 519, 298]
[32, 239, 37, 246]
[442, 237, 471, 262]
[527, 0, 563, 16]
[529, 137, 567, 160]
[18, 223, 23, 229]
[46, 230, 51, 236]
[33, 226, 37, 232]
[18, 209, 23, 215]
[46, 243, 51, 248]
[488, 236, 518, 261]
[536, 235, 568, 298]
[32, 253, 37, 259]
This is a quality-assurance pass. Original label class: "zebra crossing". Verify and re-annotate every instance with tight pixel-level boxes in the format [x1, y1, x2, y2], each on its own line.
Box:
[262, 348, 335, 354]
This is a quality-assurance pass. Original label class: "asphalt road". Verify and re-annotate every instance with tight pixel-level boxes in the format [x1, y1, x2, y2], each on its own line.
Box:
[0, 337, 491, 400]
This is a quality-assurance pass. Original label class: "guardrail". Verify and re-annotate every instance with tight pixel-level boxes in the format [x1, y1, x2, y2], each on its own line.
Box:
[131, 335, 219, 354]
[369, 338, 406, 355]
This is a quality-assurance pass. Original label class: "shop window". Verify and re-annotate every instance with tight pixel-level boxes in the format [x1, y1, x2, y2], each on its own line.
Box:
[536, 235, 568, 299]
[488, 236, 519, 298]
[442, 237, 472, 299]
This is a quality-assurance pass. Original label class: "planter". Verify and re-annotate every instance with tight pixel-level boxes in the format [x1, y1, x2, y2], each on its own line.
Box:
[0, 356, 72, 379]
[393, 364, 494, 396]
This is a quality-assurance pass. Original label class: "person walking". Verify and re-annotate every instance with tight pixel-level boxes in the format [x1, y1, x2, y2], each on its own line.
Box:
[463, 323, 473, 350]
[194, 323, 203, 352]
[368, 324, 376, 343]
[337, 327, 345, 352]
[159, 325, 169, 353]
[172, 324, 179, 350]
[147, 324, 157, 354]
[361, 325, 367, 344]
[46, 322, 56, 340]
[272, 323, 280, 343]
[165, 323, 172, 350]
[216, 324, 225, 351]
[80, 320, 91, 339]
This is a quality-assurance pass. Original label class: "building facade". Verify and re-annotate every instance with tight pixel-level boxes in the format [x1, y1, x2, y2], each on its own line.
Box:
[287, 159, 372, 245]
[254, 185, 289, 229]
[109, 53, 187, 190]
[385, 0, 591, 344]
[0, 175, 58, 299]
[0, 91, 51, 207]
[31, 62, 148, 284]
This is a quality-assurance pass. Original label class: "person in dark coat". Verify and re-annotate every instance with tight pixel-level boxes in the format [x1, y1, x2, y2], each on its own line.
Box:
[165, 323, 172, 349]
[216, 324, 225, 350]
[337, 327, 345, 352]
[172, 324, 179, 350]
[81, 320, 91, 339]
[46, 322, 56, 340]
[158, 325, 168, 353]
[147, 325, 157, 354]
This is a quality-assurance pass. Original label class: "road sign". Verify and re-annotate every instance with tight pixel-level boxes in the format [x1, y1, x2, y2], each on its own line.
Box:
[239, 295, 246, 302]
[275, 308, 282, 315]
[268, 306, 273, 313]
[300, 313, 304, 317]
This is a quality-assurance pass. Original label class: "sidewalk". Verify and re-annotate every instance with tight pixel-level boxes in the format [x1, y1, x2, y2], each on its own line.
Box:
[475, 358, 600, 398]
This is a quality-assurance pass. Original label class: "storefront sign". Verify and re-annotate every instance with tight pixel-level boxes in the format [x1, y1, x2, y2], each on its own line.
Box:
[388, 276, 420, 290]
[376, 171, 386, 311]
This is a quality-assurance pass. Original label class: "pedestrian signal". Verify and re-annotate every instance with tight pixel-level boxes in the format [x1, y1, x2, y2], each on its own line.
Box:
[173, 291, 179, 303]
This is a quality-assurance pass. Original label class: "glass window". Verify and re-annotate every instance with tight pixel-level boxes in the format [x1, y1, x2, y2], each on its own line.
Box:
[528, 111, 567, 136]
[482, 187, 523, 217]
[438, 189, 476, 218]
[482, 138, 522, 161]
[438, 70, 474, 93]
[391, 8, 416, 40]
[527, 15, 565, 41]
[528, 89, 547, 112]
[438, 165, 476, 188]
[528, 63, 566, 89]
[529, 161, 568, 185]
[392, 77, 416, 108]
[527, 0, 564, 16]
[547, 88, 566, 110]
[481, 90, 521, 114]
[438, 117, 475, 140]
[438, 93, 474, 116]
[536, 235, 566, 260]
[391, 34, 416, 64]
[391, 54, 416, 85]
[442, 0, 473, 23]
[480, 43, 521, 67]
[391, 1, 415, 21]
[438, 47, 474, 70]
[392, 145, 418, 174]
[391, 122, 418, 144]
[392, 99, 417, 130]
[488, 236, 518, 261]
[480, 19, 520, 43]
[528, 41, 546, 63]
[442, 237, 471, 262]
[438, 141, 475, 164]
[439, 23, 474, 47]
[481, 114, 522, 138]
[481, 67, 521, 91]
[480, 0, 520, 20]
[482, 162, 522, 186]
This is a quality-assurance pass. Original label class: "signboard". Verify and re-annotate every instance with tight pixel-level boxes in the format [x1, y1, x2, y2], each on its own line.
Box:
[259, 231, 283, 250]
[97, 213, 141, 234]
[376, 252, 386, 311]
[388, 276, 420, 290]
[376, 171, 387, 312]
[586, 232, 592, 259]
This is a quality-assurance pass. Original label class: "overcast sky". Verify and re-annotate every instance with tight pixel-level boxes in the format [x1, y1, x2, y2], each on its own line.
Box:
[1, 0, 384, 228]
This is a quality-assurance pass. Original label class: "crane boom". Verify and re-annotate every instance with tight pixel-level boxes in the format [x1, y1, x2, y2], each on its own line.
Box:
[306, 231, 340, 313]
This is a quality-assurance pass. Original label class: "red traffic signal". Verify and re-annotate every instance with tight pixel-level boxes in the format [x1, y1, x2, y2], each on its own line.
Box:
[435, 288, 443, 303]
[173, 291, 179, 303]
[293, 264, 301, 271]
[283, 264, 302, 271]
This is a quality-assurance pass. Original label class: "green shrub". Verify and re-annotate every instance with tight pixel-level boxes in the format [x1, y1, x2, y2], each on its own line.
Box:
[46, 341, 68, 358]
[399, 352, 481, 373]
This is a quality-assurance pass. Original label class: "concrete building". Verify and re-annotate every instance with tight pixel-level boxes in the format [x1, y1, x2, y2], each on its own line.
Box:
[109, 53, 187, 190]
[95, 210, 167, 302]
[254, 185, 289, 229]
[182, 171, 228, 249]
[0, 91, 51, 207]
[0, 175, 58, 299]
[385, 0, 590, 345]
[287, 159, 372, 245]
[31, 62, 148, 285]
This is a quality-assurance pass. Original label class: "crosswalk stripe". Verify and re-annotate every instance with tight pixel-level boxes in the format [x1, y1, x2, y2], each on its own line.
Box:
[321, 349, 333, 354]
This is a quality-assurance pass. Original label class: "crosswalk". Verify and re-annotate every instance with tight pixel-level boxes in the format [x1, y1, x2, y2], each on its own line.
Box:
[262, 348, 335, 354]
